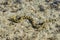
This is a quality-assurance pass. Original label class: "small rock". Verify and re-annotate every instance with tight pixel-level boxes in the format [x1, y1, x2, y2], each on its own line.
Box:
[45, 0, 51, 2]
[38, 5, 45, 12]
[50, 2, 58, 10]
[54, 0, 60, 3]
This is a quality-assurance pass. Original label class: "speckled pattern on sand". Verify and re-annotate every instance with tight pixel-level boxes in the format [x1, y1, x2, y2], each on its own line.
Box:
[0, 0, 60, 40]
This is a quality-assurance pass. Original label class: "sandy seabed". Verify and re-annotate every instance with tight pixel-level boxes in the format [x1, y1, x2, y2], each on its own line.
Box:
[0, 0, 60, 40]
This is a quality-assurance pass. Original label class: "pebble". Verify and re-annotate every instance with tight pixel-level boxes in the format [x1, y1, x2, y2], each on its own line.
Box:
[38, 5, 45, 12]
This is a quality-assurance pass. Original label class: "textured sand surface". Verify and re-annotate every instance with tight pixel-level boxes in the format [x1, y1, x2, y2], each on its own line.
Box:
[0, 0, 60, 40]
